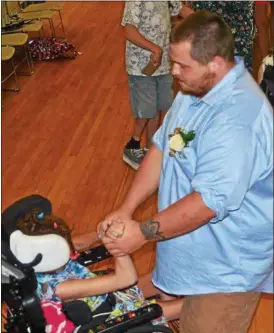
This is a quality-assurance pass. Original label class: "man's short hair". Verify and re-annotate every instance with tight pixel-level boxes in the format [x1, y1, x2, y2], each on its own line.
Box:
[171, 10, 234, 65]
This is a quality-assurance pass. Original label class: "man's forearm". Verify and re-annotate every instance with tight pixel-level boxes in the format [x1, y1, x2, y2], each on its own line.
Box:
[123, 24, 160, 54]
[121, 145, 162, 215]
[140, 192, 216, 241]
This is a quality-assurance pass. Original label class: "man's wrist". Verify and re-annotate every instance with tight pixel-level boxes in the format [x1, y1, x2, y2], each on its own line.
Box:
[119, 204, 134, 217]
[140, 219, 166, 241]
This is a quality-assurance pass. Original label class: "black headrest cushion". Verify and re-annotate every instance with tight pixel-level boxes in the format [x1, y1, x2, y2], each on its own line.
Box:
[1, 194, 52, 243]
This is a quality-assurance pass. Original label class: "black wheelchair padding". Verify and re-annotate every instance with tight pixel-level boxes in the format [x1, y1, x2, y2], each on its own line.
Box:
[1, 194, 52, 243]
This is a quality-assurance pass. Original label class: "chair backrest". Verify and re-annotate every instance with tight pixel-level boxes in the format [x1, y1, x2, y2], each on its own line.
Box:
[1, 1, 11, 27]
[5, 1, 21, 16]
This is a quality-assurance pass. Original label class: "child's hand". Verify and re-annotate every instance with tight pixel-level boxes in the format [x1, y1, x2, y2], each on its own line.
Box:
[104, 219, 125, 239]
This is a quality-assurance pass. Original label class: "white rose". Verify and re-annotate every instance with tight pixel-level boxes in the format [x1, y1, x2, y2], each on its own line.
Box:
[263, 55, 273, 67]
[169, 134, 185, 152]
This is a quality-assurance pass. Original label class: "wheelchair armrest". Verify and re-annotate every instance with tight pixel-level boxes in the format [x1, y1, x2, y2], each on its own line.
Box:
[76, 245, 111, 267]
[75, 303, 164, 333]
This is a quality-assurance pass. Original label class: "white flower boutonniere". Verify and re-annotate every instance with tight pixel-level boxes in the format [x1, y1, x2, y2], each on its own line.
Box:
[263, 55, 273, 67]
[168, 127, 195, 157]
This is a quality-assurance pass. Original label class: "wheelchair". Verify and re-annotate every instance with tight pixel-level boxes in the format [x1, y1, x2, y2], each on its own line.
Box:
[1, 194, 173, 333]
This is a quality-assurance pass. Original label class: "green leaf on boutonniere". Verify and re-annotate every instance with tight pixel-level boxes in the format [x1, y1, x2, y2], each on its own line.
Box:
[179, 130, 195, 147]
[184, 130, 195, 142]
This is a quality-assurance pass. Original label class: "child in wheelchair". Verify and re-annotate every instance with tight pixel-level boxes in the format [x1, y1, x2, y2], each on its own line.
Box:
[12, 208, 167, 333]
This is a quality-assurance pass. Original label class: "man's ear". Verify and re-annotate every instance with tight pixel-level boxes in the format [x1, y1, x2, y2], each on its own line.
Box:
[208, 56, 223, 73]
[208, 59, 218, 72]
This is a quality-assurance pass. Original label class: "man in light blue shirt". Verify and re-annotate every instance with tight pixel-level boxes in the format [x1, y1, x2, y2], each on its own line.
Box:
[99, 10, 273, 333]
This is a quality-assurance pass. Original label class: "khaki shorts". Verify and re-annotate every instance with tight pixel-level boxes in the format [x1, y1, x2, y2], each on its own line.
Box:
[180, 292, 260, 333]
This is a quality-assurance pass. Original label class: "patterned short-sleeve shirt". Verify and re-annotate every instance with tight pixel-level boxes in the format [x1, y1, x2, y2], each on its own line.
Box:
[121, 1, 182, 76]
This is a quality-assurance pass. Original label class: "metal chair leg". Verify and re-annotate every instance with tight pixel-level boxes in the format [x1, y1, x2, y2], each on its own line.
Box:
[2, 58, 20, 92]
[12, 59, 20, 91]
[58, 10, 66, 38]
[13, 46, 34, 76]
[25, 45, 34, 74]
[49, 18, 56, 37]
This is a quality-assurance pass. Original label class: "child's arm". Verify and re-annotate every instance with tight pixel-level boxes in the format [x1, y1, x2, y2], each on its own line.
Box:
[73, 219, 125, 249]
[55, 255, 137, 301]
[72, 231, 100, 251]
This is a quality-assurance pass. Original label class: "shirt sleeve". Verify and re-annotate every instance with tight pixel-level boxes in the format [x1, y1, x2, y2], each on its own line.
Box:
[169, 1, 183, 16]
[191, 122, 266, 223]
[121, 2, 142, 28]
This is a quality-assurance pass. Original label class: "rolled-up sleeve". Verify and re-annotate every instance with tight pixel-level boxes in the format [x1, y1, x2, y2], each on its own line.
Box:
[192, 123, 263, 223]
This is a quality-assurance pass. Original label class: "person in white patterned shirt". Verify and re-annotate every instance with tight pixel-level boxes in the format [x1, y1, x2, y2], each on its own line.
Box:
[122, 1, 183, 170]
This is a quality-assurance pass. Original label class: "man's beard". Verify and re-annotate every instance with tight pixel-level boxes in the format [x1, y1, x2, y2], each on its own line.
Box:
[177, 71, 216, 98]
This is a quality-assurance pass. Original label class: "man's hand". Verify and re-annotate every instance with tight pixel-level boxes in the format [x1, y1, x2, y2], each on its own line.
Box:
[102, 219, 147, 257]
[150, 45, 163, 67]
[97, 208, 132, 239]
[105, 219, 125, 239]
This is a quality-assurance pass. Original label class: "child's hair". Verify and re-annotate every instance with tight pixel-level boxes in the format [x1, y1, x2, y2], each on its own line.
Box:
[16, 208, 75, 253]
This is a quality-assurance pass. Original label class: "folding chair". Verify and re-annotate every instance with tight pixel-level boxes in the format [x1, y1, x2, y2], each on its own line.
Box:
[1, 46, 19, 92]
[5, 1, 57, 37]
[2, 33, 34, 74]
[19, 1, 65, 37]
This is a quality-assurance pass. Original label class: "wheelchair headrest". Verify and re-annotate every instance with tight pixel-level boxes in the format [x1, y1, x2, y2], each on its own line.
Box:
[10, 230, 71, 273]
[2, 195, 70, 273]
[2, 194, 52, 243]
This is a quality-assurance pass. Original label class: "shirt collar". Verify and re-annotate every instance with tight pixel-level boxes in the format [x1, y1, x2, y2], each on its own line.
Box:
[189, 57, 246, 107]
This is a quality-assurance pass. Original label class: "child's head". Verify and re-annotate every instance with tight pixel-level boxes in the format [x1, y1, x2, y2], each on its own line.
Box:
[16, 208, 75, 254]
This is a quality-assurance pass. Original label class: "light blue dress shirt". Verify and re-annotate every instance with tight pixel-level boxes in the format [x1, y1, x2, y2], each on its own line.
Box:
[152, 59, 273, 295]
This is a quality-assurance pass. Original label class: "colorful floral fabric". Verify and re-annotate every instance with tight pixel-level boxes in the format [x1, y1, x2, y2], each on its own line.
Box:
[192, 1, 255, 71]
[36, 260, 167, 329]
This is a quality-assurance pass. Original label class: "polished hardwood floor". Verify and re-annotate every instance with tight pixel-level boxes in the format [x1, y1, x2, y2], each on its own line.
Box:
[1, 2, 273, 332]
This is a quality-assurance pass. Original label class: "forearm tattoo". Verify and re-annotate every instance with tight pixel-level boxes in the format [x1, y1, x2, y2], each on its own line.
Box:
[140, 220, 166, 241]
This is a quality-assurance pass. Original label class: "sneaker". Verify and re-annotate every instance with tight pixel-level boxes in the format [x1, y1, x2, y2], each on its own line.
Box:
[123, 148, 145, 170]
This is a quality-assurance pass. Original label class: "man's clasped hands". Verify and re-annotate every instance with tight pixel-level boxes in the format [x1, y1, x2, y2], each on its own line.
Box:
[96, 211, 147, 257]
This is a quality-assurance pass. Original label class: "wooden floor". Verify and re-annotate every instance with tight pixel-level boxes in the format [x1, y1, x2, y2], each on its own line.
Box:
[1, 2, 273, 332]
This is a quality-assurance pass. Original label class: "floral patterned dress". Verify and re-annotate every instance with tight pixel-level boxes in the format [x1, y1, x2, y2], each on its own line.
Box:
[192, 1, 255, 71]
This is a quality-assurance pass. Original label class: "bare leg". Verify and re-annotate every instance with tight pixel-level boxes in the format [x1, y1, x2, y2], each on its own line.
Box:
[255, 4, 270, 59]
[138, 272, 184, 320]
[158, 298, 184, 321]
[132, 118, 149, 141]
[271, 3, 274, 50]
[146, 113, 160, 148]
[72, 231, 100, 251]
[138, 272, 162, 297]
